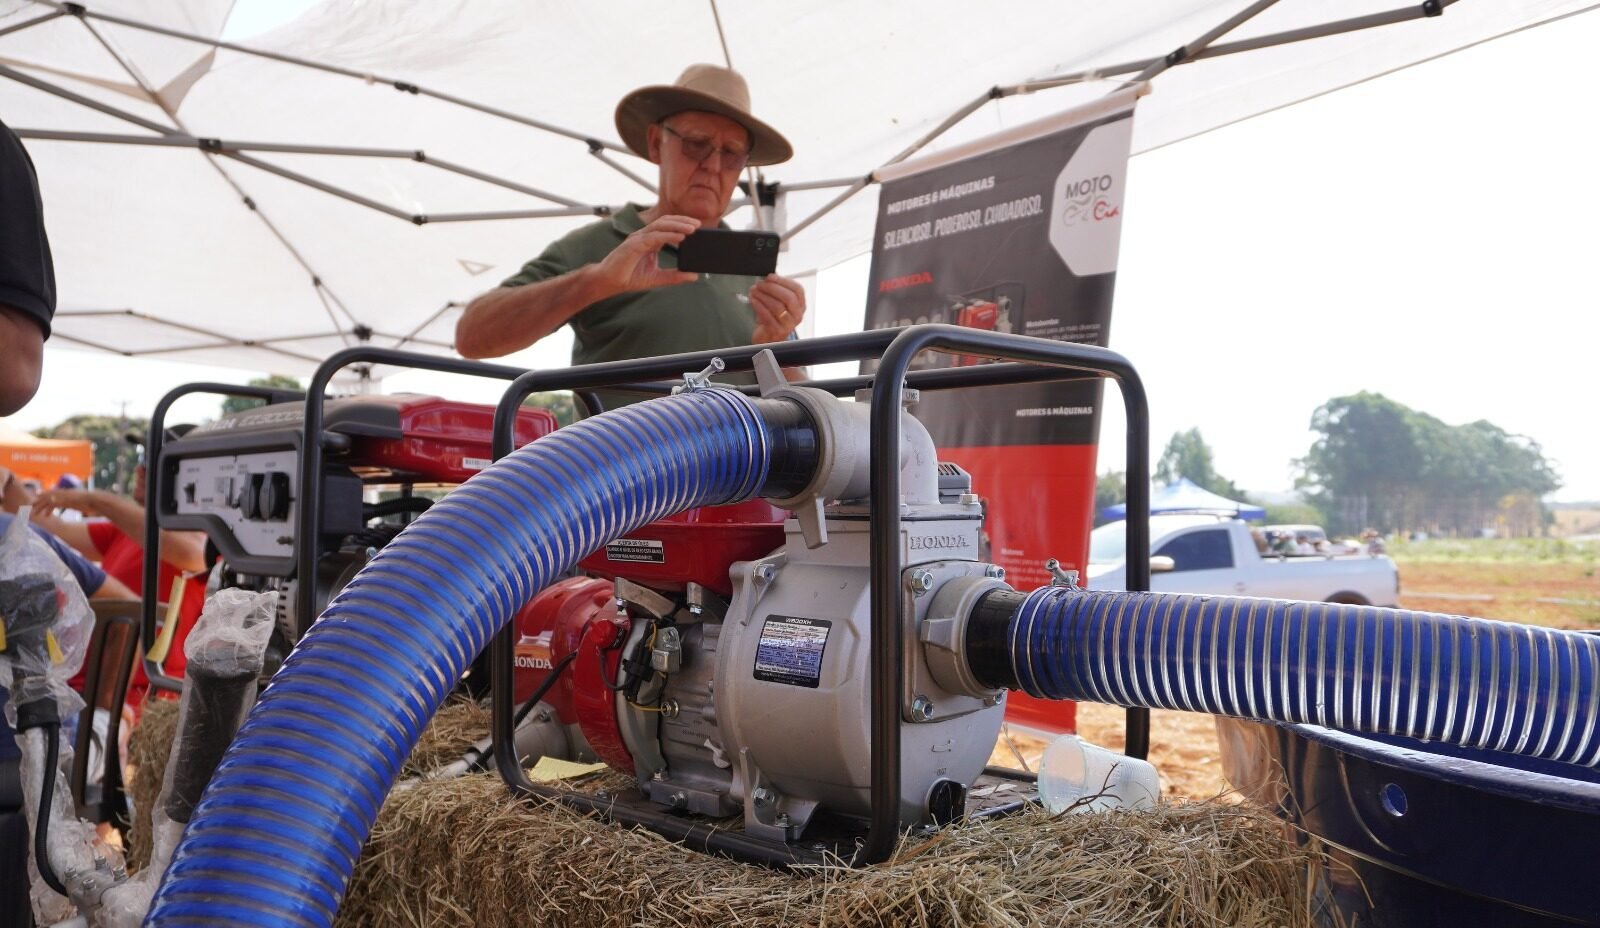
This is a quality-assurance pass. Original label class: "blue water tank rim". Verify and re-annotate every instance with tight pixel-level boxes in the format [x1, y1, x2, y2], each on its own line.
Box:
[1279, 722, 1600, 815]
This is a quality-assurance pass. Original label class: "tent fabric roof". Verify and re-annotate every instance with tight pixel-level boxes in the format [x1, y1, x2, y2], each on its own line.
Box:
[3, 0, 1596, 376]
[1101, 477, 1267, 521]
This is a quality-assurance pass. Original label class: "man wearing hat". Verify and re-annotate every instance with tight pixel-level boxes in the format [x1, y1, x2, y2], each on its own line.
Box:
[455, 65, 806, 390]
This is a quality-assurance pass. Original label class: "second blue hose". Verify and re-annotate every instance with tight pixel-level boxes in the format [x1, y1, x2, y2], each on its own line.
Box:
[1004, 587, 1600, 768]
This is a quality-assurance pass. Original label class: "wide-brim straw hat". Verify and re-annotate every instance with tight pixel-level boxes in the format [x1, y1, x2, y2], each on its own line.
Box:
[615, 64, 793, 167]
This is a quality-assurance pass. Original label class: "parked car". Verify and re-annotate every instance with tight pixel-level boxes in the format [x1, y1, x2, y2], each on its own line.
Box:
[1087, 515, 1400, 605]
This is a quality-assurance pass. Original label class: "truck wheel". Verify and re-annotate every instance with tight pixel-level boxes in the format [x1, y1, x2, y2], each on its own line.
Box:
[1325, 592, 1370, 606]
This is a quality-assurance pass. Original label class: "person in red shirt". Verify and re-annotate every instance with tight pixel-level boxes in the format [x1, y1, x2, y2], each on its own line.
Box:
[28, 459, 209, 708]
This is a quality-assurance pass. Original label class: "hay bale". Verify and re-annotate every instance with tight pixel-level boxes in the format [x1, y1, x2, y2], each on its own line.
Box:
[341, 777, 1315, 928]
[123, 696, 180, 872]
[124, 696, 490, 871]
[131, 701, 1316, 926]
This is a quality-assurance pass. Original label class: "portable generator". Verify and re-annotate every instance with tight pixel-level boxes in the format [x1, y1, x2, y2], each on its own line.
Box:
[152, 393, 558, 683]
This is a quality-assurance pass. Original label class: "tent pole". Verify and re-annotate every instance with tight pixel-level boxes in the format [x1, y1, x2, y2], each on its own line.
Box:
[50, 310, 327, 365]
[1010, 1, 1451, 93]
[418, 206, 616, 223]
[26, 0, 634, 155]
[783, 177, 869, 240]
[590, 148, 658, 193]
[785, 88, 991, 241]
[391, 303, 460, 351]
[780, 176, 861, 192]
[10, 129, 608, 212]
[218, 151, 414, 221]
[411, 85, 632, 154]
[420, 155, 588, 208]
[0, 62, 178, 135]
[0, 8, 63, 39]
[1131, 0, 1285, 84]
[9, 128, 419, 158]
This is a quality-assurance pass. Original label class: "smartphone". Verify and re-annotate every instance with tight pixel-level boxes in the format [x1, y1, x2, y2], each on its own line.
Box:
[676, 228, 781, 277]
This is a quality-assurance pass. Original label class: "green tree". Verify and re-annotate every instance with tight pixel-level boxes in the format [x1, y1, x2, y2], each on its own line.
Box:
[1297, 392, 1559, 536]
[1093, 470, 1125, 526]
[33, 414, 147, 492]
[1155, 428, 1244, 499]
[1261, 501, 1327, 527]
[1296, 392, 1425, 532]
[220, 374, 304, 416]
[523, 391, 580, 428]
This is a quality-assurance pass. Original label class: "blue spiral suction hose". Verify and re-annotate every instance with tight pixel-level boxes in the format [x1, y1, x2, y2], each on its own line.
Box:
[145, 388, 816, 927]
[966, 587, 1600, 768]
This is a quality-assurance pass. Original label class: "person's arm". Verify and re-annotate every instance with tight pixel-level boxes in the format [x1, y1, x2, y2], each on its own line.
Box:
[455, 214, 700, 359]
[4, 472, 99, 558]
[0, 304, 43, 416]
[90, 574, 136, 601]
[32, 488, 208, 573]
[456, 266, 618, 359]
[34, 512, 99, 560]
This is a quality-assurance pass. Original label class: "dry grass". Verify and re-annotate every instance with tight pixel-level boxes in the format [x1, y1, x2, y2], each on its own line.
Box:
[342, 775, 1315, 928]
[123, 695, 179, 872]
[1397, 560, 1600, 629]
[128, 700, 1318, 928]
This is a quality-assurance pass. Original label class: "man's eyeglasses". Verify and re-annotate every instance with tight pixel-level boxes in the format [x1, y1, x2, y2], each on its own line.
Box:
[661, 124, 749, 172]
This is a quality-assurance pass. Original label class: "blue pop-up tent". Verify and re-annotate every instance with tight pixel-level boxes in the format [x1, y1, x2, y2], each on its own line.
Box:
[1101, 477, 1266, 522]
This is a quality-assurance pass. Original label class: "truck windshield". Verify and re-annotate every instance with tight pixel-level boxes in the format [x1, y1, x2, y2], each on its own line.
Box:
[1088, 520, 1127, 565]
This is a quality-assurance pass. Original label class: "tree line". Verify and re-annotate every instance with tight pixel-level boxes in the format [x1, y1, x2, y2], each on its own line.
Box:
[1100, 392, 1559, 537]
[1296, 392, 1558, 537]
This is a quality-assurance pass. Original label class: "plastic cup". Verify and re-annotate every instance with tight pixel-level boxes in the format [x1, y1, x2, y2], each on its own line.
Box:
[1036, 733, 1161, 813]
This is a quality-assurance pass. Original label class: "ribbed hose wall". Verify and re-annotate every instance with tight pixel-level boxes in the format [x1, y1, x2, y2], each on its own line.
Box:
[145, 390, 778, 927]
[1007, 588, 1600, 768]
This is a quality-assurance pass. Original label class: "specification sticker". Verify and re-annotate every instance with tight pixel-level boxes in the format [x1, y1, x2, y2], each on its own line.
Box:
[753, 615, 832, 689]
[605, 538, 665, 564]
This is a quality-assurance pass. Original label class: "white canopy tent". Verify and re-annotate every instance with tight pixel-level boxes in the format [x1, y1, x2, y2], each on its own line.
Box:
[1, 0, 1594, 379]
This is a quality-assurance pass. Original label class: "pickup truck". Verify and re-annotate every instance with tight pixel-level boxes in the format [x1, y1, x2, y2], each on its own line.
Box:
[1086, 515, 1399, 605]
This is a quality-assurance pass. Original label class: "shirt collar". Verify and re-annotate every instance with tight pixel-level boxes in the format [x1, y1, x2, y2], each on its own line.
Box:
[610, 202, 732, 236]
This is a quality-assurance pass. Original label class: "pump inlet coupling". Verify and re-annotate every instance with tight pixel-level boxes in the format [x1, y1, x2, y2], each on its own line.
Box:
[934, 583, 1600, 769]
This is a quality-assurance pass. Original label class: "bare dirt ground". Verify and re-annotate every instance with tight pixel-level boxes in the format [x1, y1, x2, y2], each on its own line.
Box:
[988, 553, 1599, 801]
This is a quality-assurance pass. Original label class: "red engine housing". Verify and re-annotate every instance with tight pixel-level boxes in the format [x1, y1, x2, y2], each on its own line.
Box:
[576, 500, 785, 597]
[512, 501, 787, 773]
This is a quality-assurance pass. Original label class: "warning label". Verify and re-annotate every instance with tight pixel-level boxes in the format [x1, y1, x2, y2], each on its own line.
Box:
[753, 615, 832, 688]
[605, 538, 665, 564]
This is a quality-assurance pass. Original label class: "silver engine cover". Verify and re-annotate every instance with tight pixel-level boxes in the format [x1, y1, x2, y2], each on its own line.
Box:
[627, 505, 1006, 841]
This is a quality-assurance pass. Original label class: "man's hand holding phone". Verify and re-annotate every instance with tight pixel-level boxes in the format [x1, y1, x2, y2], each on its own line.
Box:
[749, 274, 805, 343]
[593, 214, 701, 295]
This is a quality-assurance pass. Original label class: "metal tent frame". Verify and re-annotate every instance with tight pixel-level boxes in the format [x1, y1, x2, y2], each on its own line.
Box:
[1, 0, 1469, 367]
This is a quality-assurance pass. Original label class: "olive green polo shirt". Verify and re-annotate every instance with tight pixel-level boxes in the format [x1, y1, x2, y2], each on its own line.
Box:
[501, 204, 760, 407]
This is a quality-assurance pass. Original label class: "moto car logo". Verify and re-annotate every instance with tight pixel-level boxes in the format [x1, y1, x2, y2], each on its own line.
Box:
[1048, 118, 1135, 277]
[909, 534, 972, 551]
[1057, 174, 1114, 225]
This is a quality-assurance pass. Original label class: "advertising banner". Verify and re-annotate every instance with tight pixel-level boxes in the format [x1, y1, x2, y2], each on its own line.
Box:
[863, 88, 1141, 733]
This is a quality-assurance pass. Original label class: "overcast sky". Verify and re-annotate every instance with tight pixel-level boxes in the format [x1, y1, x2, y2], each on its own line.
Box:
[12, 3, 1600, 502]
